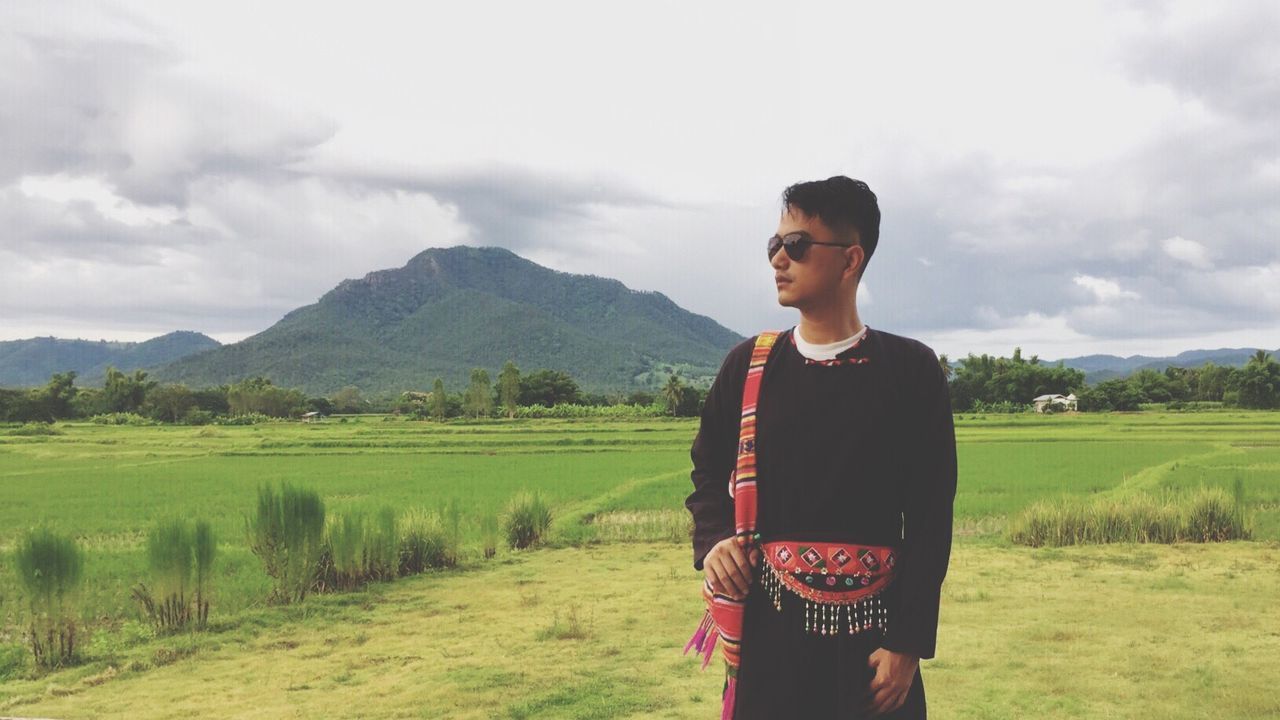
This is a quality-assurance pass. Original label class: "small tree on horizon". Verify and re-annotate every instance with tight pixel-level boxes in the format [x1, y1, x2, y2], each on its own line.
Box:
[498, 361, 521, 419]
[430, 378, 447, 421]
[662, 373, 685, 416]
[464, 369, 493, 418]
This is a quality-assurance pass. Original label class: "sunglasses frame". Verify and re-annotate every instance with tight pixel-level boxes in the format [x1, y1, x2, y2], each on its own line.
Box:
[767, 231, 854, 262]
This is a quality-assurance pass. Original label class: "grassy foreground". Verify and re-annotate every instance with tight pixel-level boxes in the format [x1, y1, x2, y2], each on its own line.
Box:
[3, 539, 1278, 720]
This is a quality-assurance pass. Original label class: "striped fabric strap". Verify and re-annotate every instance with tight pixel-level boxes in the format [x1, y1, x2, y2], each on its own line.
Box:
[732, 331, 778, 539]
[686, 330, 780, 720]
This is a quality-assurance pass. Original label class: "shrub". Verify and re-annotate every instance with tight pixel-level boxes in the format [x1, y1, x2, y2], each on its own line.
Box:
[1008, 485, 1252, 546]
[478, 513, 500, 560]
[217, 412, 271, 426]
[1186, 486, 1249, 542]
[13, 527, 84, 668]
[6, 423, 64, 436]
[323, 511, 368, 590]
[504, 491, 553, 550]
[512, 403, 664, 419]
[321, 506, 400, 590]
[399, 508, 461, 574]
[245, 484, 325, 604]
[182, 408, 215, 426]
[132, 518, 217, 632]
[90, 412, 153, 426]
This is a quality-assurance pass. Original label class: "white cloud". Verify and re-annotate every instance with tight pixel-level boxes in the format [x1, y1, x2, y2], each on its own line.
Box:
[1161, 235, 1212, 269]
[1073, 274, 1141, 302]
[0, 0, 1277, 362]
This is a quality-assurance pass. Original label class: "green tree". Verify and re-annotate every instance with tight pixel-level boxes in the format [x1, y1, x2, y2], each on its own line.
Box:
[145, 384, 196, 423]
[518, 369, 582, 407]
[464, 369, 493, 418]
[430, 378, 448, 421]
[102, 367, 156, 413]
[662, 374, 685, 415]
[938, 354, 953, 380]
[227, 377, 305, 418]
[1233, 354, 1280, 409]
[498, 361, 521, 419]
[331, 386, 365, 414]
[26, 371, 79, 422]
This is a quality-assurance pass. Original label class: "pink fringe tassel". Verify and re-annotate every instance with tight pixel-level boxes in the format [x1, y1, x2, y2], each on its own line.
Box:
[700, 627, 720, 669]
[684, 611, 712, 655]
[720, 676, 737, 720]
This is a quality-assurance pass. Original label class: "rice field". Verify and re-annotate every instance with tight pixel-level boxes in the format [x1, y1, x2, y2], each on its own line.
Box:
[2, 410, 1279, 718]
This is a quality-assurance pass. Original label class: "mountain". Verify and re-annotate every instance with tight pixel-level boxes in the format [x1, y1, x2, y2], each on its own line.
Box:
[1047, 347, 1279, 385]
[153, 246, 744, 395]
[0, 331, 221, 388]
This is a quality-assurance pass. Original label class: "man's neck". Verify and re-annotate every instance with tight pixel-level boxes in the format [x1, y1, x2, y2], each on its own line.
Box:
[797, 304, 864, 345]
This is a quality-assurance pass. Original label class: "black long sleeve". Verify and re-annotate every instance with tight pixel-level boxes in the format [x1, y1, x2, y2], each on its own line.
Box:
[683, 327, 956, 661]
[685, 337, 754, 571]
[878, 347, 957, 660]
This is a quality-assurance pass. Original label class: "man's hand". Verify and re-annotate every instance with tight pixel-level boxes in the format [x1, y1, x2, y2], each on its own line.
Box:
[865, 647, 919, 716]
[702, 535, 760, 600]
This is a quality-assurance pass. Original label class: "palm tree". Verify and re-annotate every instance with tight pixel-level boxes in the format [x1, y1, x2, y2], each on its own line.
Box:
[938, 354, 952, 380]
[1249, 349, 1272, 366]
[662, 373, 685, 415]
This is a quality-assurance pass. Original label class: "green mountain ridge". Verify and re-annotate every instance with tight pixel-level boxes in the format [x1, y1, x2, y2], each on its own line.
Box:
[0, 331, 220, 388]
[152, 246, 745, 395]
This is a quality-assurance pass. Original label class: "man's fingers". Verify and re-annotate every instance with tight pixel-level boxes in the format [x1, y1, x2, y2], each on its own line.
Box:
[708, 556, 734, 596]
[710, 555, 749, 597]
[867, 685, 896, 716]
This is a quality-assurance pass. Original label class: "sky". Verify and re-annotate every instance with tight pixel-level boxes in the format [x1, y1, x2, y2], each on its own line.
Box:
[1, 0, 1277, 361]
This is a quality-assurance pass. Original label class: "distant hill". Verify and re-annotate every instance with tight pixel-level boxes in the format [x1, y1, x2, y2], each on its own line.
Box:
[153, 246, 744, 395]
[0, 331, 221, 388]
[1048, 347, 1279, 385]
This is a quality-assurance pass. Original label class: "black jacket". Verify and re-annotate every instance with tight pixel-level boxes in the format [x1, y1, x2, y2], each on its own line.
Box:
[684, 325, 957, 659]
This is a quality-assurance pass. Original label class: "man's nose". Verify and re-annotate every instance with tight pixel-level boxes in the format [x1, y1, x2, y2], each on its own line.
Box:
[770, 246, 789, 270]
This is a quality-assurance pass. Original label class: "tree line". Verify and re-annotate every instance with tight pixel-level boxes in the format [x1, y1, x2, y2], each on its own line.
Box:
[0, 361, 710, 424]
[942, 347, 1280, 411]
[8, 349, 1274, 423]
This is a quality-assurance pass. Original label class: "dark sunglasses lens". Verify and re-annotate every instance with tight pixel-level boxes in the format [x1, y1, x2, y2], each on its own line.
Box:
[767, 236, 782, 260]
[784, 235, 808, 261]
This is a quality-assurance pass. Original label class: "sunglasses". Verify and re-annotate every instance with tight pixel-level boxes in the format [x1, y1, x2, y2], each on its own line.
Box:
[767, 232, 853, 262]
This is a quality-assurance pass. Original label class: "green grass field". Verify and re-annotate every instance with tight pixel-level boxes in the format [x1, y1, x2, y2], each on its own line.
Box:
[2, 411, 1279, 718]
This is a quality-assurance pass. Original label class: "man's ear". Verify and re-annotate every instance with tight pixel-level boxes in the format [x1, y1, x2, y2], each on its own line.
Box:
[844, 245, 865, 282]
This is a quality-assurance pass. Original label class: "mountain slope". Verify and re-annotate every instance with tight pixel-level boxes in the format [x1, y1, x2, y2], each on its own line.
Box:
[154, 246, 744, 394]
[0, 331, 220, 388]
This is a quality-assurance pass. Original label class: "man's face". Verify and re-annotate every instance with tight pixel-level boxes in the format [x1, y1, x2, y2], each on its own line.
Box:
[770, 206, 863, 310]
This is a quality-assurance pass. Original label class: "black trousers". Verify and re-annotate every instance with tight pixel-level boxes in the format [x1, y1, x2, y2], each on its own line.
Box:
[732, 572, 927, 719]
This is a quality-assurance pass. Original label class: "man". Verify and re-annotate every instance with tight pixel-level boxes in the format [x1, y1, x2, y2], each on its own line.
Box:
[685, 176, 956, 718]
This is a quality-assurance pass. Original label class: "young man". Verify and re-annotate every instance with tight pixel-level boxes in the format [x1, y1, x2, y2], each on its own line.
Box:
[685, 176, 957, 718]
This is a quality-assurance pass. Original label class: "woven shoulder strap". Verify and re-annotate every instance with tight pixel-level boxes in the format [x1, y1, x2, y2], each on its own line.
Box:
[729, 331, 780, 539]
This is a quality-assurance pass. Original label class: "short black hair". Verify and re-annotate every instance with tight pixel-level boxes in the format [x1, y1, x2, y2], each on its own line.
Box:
[781, 176, 880, 278]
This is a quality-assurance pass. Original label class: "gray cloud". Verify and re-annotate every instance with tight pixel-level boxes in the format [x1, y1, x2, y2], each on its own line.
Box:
[321, 163, 677, 251]
[0, 1, 1276, 362]
[0, 6, 337, 207]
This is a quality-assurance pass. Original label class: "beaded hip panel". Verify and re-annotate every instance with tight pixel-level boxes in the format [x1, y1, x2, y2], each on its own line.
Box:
[759, 541, 898, 636]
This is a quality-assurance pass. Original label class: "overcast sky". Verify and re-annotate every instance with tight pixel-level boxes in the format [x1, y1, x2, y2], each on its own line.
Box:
[1, 0, 1277, 361]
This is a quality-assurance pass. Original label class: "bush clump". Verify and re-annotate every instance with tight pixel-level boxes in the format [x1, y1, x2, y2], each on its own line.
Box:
[504, 491, 553, 549]
[217, 413, 271, 426]
[13, 527, 84, 668]
[245, 483, 326, 603]
[132, 518, 217, 631]
[90, 413, 153, 426]
[1008, 482, 1252, 547]
[320, 506, 401, 590]
[399, 506, 461, 573]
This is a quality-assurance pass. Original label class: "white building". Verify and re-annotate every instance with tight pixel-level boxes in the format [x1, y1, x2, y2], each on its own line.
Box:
[1032, 393, 1078, 412]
